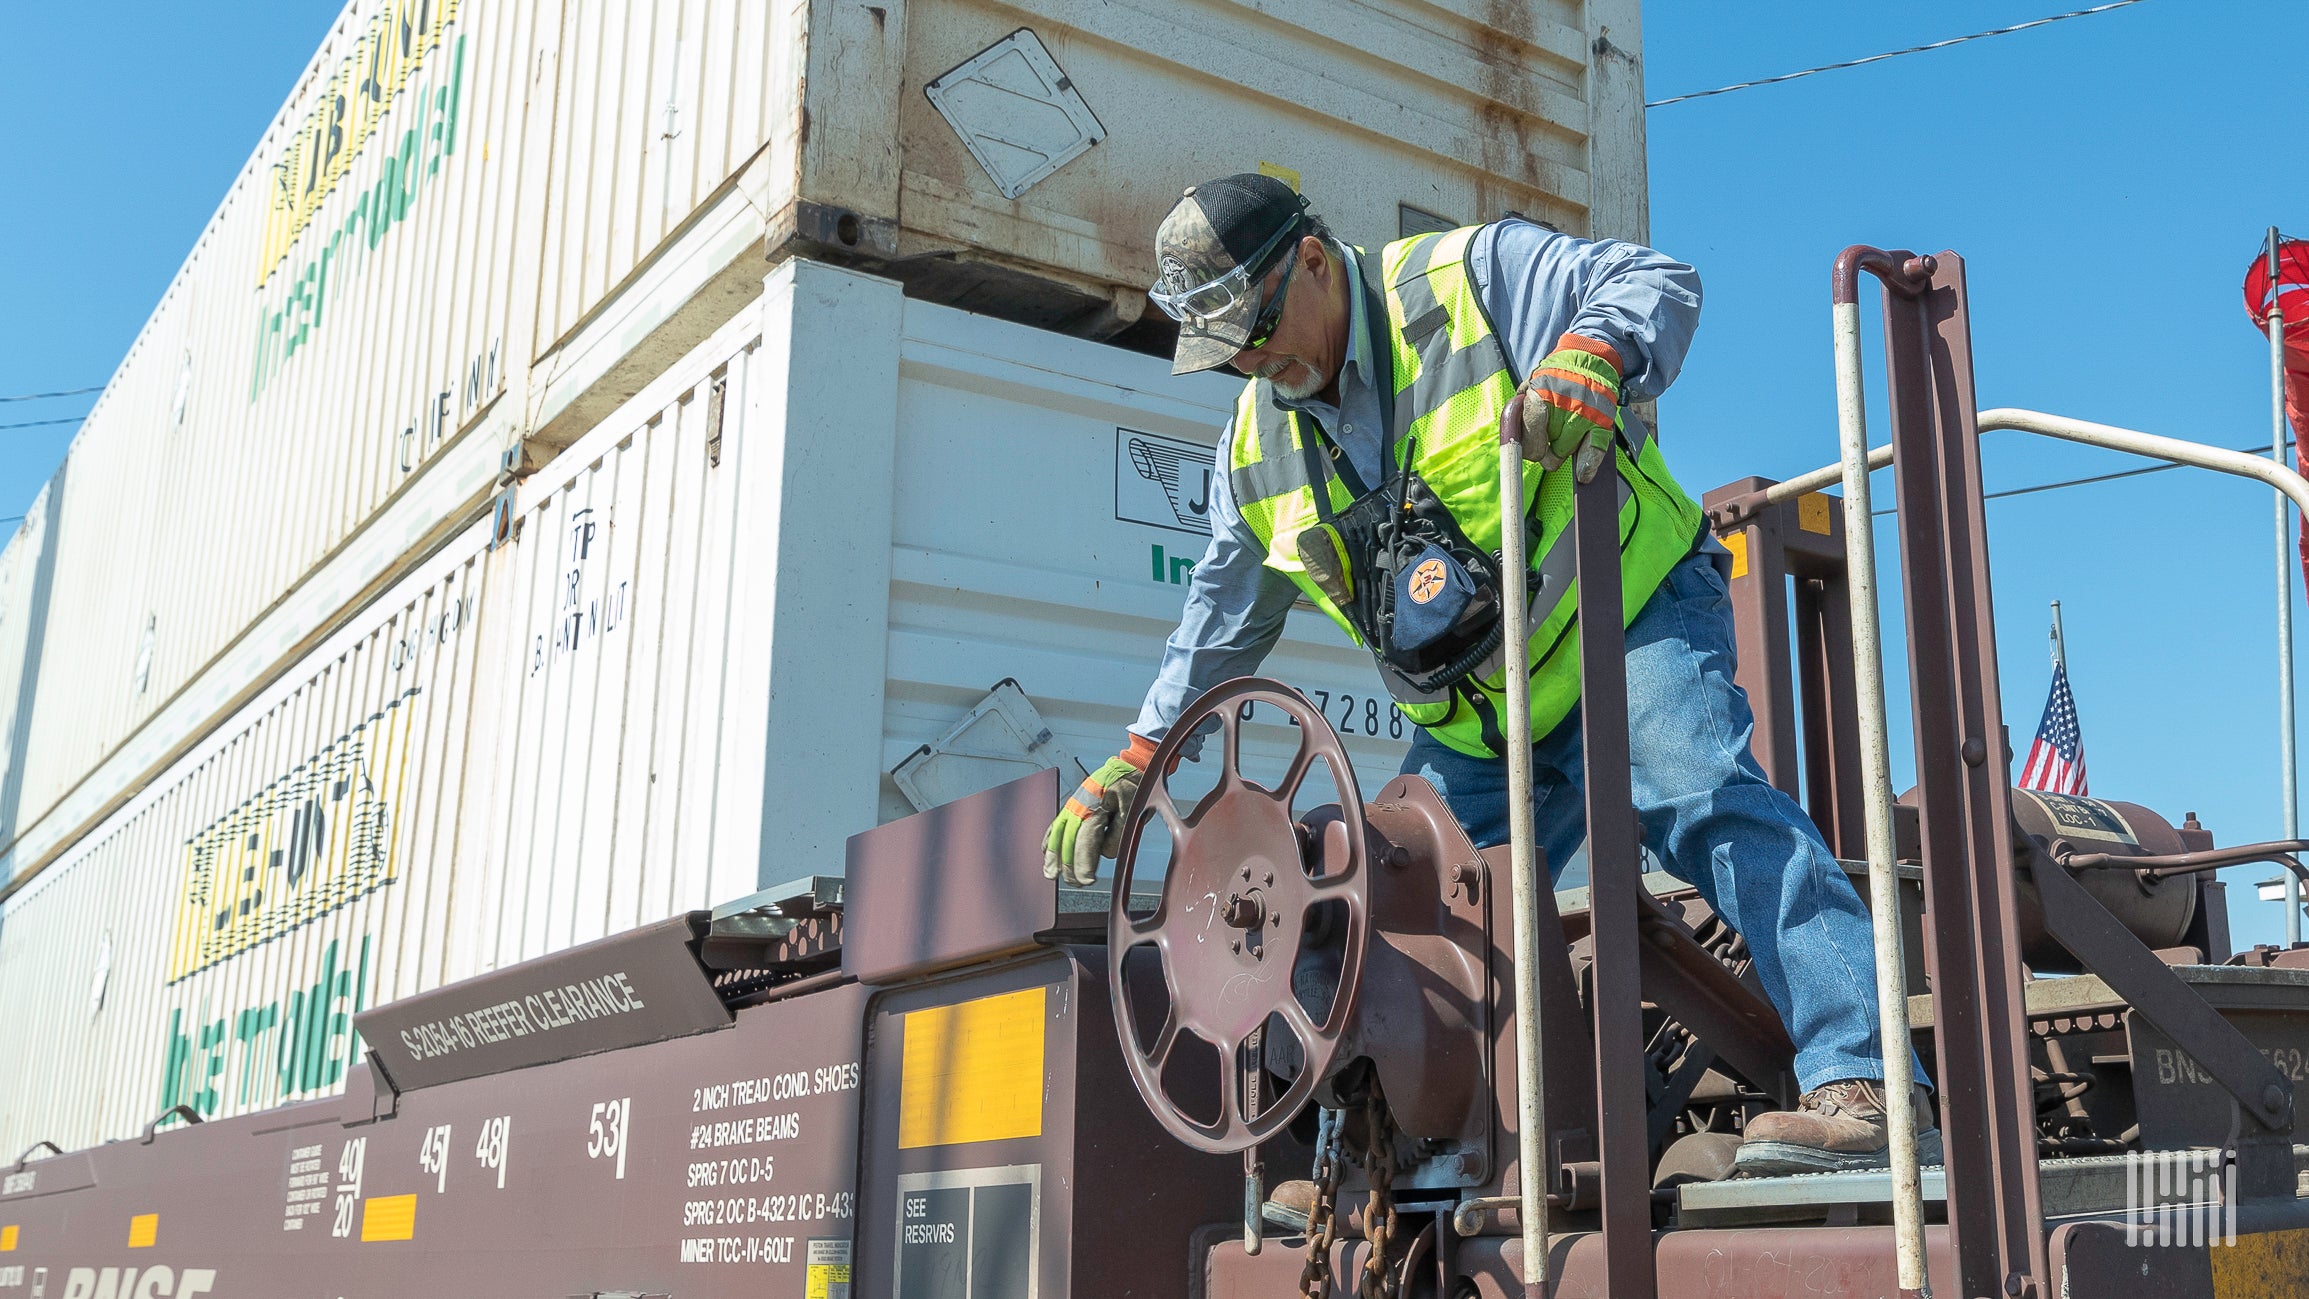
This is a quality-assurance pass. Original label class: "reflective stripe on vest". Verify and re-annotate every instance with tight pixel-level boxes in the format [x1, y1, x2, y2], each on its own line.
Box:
[1226, 226, 1704, 757]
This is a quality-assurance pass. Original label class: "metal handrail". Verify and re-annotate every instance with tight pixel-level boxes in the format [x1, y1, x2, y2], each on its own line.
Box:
[1825, 273, 1927, 1296]
[1759, 411, 2309, 518]
[1739, 399, 2309, 1295]
[1494, 396, 1552, 1291]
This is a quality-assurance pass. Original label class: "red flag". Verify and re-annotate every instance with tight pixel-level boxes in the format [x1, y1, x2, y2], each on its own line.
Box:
[2242, 237, 2309, 588]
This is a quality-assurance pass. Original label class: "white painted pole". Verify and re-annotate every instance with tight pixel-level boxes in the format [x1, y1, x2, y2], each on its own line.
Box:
[1497, 408, 1550, 1296]
[2269, 227, 2301, 946]
[2049, 600, 2067, 672]
[1830, 298, 1929, 1295]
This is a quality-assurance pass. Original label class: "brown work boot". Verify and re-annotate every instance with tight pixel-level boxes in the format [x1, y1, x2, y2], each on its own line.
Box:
[1733, 1079, 1944, 1177]
[1262, 1178, 1318, 1232]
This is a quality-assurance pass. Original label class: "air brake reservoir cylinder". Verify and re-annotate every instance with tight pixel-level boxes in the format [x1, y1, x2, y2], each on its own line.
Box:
[1897, 787, 2203, 971]
[2005, 790, 2201, 971]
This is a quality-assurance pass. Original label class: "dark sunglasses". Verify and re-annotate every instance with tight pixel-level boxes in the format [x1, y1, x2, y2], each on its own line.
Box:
[1242, 251, 1300, 352]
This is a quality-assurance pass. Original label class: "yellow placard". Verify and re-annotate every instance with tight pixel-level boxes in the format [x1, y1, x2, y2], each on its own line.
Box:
[900, 986, 1047, 1149]
[1798, 493, 1833, 536]
[805, 1238, 852, 1296]
[0, 1224, 18, 1251]
[1257, 161, 1302, 193]
[2213, 1226, 2309, 1296]
[165, 689, 419, 983]
[360, 1194, 418, 1242]
[1723, 531, 1749, 580]
[806, 1262, 853, 1299]
[127, 1214, 158, 1248]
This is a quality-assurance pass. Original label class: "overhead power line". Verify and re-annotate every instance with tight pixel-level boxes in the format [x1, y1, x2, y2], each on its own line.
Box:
[1646, 0, 2153, 108]
[0, 386, 101, 404]
[0, 416, 86, 432]
[1872, 436, 2296, 516]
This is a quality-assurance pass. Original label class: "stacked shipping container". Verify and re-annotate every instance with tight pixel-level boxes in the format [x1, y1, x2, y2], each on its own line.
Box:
[0, 0, 1650, 1149]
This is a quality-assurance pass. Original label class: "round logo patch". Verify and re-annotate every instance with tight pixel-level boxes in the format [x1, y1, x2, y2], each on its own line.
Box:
[1408, 557, 1449, 605]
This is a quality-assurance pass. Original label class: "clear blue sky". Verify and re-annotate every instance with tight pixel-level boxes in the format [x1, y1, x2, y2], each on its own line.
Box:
[1642, 0, 2308, 950]
[3, 1, 2306, 943]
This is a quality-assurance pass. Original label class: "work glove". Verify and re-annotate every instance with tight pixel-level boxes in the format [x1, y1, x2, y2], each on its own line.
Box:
[1518, 333, 1624, 483]
[1042, 735, 1158, 888]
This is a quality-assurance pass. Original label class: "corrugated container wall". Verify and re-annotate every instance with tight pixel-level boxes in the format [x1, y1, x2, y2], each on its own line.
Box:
[0, 261, 1415, 1152]
[0, 0, 1645, 892]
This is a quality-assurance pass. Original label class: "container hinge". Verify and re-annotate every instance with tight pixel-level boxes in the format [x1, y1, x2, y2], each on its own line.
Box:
[706, 374, 727, 468]
[489, 444, 533, 551]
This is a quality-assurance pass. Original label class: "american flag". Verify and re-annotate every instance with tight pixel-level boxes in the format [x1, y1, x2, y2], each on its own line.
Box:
[2017, 659, 2088, 796]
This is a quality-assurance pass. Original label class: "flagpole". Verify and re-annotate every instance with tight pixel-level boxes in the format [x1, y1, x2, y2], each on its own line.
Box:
[2271, 226, 2302, 947]
[2050, 600, 2066, 671]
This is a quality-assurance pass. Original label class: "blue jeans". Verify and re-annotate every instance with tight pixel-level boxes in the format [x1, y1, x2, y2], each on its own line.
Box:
[1402, 550, 1924, 1094]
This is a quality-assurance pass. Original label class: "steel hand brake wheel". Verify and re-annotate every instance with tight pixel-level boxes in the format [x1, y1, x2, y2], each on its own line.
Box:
[1107, 678, 1369, 1153]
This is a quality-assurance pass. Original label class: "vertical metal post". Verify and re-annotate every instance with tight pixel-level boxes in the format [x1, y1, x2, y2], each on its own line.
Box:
[1829, 268, 1928, 1299]
[2049, 600, 2066, 672]
[1707, 488, 1802, 795]
[1572, 452, 1656, 1299]
[1496, 403, 1551, 1297]
[1881, 250, 2048, 1298]
[2271, 226, 2301, 947]
[1701, 479, 1873, 860]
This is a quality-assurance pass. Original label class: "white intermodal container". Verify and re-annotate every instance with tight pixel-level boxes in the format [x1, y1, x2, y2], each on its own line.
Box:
[0, 260, 1414, 1152]
[0, 0, 1647, 907]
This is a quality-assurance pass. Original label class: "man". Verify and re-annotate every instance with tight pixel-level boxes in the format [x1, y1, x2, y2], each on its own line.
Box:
[1045, 173, 1938, 1177]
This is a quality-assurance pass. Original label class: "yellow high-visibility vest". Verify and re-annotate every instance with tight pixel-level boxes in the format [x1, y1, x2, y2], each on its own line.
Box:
[1225, 225, 1704, 757]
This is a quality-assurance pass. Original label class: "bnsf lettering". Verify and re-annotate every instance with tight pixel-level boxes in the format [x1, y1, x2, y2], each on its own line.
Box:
[2156, 1044, 2309, 1086]
[58, 1268, 218, 1299]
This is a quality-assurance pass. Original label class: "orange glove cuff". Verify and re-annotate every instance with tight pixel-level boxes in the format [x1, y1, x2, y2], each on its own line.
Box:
[1121, 733, 1160, 770]
[1552, 332, 1624, 377]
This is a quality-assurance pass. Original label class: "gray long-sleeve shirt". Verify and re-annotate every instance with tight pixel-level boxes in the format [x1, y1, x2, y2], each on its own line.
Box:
[1129, 219, 1703, 742]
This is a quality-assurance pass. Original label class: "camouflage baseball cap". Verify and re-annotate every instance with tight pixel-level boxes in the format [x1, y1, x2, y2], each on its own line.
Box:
[1153, 173, 1309, 375]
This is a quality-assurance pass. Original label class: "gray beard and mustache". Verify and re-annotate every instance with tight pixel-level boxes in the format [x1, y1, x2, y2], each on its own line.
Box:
[1260, 359, 1324, 400]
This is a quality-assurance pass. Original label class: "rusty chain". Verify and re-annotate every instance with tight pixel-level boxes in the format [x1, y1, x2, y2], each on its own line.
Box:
[1298, 1107, 1344, 1298]
[1356, 1078, 1402, 1299]
[1297, 1074, 1406, 1299]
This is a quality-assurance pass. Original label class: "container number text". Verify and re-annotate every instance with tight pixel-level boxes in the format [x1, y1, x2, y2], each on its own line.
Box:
[1238, 689, 1407, 739]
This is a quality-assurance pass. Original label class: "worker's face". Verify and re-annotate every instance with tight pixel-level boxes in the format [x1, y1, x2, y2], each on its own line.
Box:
[1229, 237, 1348, 401]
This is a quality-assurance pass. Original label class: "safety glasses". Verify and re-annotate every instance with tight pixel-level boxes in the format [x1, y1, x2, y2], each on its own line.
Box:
[1241, 252, 1298, 352]
[1147, 216, 1304, 325]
